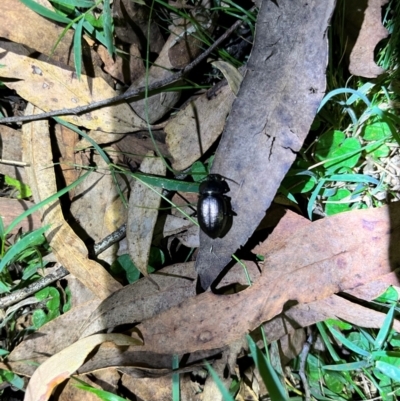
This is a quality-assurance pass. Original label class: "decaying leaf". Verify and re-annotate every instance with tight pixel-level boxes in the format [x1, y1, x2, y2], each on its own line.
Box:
[165, 81, 238, 171]
[80, 263, 197, 338]
[25, 333, 142, 401]
[0, 49, 146, 133]
[195, 0, 336, 289]
[0, 125, 25, 181]
[69, 153, 127, 264]
[138, 203, 400, 354]
[347, 0, 389, 78]
[22, 103, 122, 298]
[211, 61, 243, 95]
[127, 152, 167, 277]
[0, 198, 41, 234]
[0, 0, 76, 67]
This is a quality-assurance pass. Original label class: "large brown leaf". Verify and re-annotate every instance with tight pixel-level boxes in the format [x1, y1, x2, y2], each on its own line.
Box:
[139, 203, 400, 354]
[195, 0, 336, 289]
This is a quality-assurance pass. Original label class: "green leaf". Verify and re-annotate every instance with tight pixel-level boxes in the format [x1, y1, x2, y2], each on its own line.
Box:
[376, 361, 400, 381]
[0, 226, 48, 273]
[63, 285, 72, 313]
[191, 161, 208, 182]
[5, 175, 32, 199]
[324, 318, 352, 331]
[324, 371, 344, 394]
[0, 349, 9, 357]
[73, 377, 128, 401]
[366, 142, 390, 158]
[84, 12, 104, 28]
[32, 309, 48, 329]
[130, 173, 200, 193]
[116, 254, 141, 284]
[325, 188, 352, 216]
[364, 122, 392, 141]
[315, 130, 361, 170]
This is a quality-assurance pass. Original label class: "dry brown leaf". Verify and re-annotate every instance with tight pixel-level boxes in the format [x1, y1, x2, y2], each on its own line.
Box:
[127, 29, 184, 123]
[127, 153, 166, 277]
[0, 0, 76, 67]
[0, 198, 41, 234]
[138, 203, 400, 354]
[165, 82, 237, 171]
[69, 153, 127, 264]
[54, 124, 82, 190]
[80, 263, 197, 338]
[121, 374, 172, 401]
[263, 291, 400, 346]
[0, 299, 100, 377]
[0, 125, 25, 181]
[0, 49, 146, 133]
[25, 334, 142, 401]
[347, 0, 389, 78]
[22, 103, 122, 299]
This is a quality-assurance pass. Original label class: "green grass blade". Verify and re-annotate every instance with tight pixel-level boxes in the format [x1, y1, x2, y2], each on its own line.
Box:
[247, 335, 288, 401]
[54, 118, 111, 165]
[0, 226, 48, 274]
[318, 88, 371, 112]
[172, 354, 180, 401]
[205, 362, 235, 401]
[323, 360, 370, 371]
[20, 0, 71, 23]
[5, 169, 93, 236]
[374, 303, 395, 350]
[102, 0, 114, 54]
[307, 178, 326, 220]
[52, 0, 95, 6]
[328, 327, 371, 357]
[73, 17, 85, 79]
[130, 173, 199, 193]
[317, 322, 341, 362]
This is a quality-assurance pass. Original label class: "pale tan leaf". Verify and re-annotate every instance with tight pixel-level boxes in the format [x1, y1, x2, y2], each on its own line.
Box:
[0, 50, 146, 133]
[127, 153, 166, 277]
[69, 153, 127, 264]
[347, 0, 389, 78]
[211, 61, 243, 95]
[0, 125, 25, 181]
[127, 29, 184, 123]
[0, 0, 76, 67]
[22, 103, 122, 299]
[25, 333, 142, 401]
[165, 83, 236, 171]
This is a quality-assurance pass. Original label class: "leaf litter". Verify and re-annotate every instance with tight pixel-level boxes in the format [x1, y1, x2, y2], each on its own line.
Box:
[0, 0, 398, 400]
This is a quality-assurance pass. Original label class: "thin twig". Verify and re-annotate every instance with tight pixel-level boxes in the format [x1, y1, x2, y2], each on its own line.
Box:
[0, 224, 127, 309]
[299, 328, 313, 401]
[0, 18, 245, 125]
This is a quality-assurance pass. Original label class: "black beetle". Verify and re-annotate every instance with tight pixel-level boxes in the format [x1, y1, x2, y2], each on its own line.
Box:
[197, 174, 231, 239]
